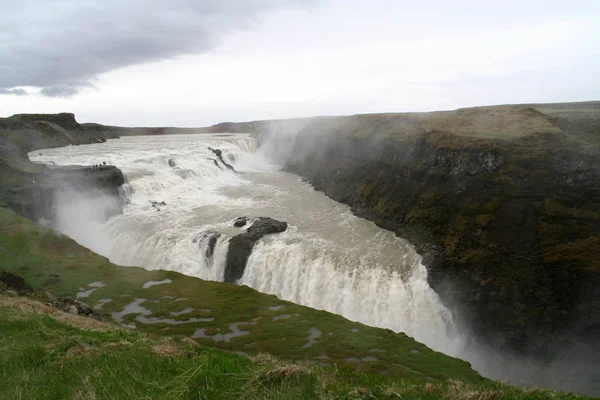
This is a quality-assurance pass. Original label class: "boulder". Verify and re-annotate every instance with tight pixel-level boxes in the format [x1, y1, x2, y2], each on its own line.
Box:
[168, 159, 176, 168]
[0, 270, 33, 294]
[224, 217, 287, 282]
[233, 217, 247, 227]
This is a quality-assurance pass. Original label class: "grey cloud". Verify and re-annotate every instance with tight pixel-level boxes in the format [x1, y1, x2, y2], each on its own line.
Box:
[0, 0, 316, 97]
[0, 88, 28, 96]
[40, 86, 80, 98]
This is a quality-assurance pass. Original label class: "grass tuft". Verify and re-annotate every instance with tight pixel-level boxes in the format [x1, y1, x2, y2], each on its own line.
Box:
[445, 380, 505, 400]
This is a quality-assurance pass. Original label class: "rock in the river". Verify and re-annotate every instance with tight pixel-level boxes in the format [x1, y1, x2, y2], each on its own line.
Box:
[208, 146, 222, 157]
[193, 230, 222, 259]
[233, 217, 247, 227]
[224, 217, 287, 283]
[150, 200, 167, 210]
[208, 146, 240, 173]
[168, 159, 176, 168]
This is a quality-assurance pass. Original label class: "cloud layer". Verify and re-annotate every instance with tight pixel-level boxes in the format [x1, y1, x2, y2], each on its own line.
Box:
[0, 0, 313, 96]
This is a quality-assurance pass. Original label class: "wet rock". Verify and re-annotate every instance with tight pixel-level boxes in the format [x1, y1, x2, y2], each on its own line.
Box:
[224, 217, 287, 283]
[208, 146, 240, 173]
[168, 159, 176, 168]
[150, 200, 167, 210]
[233, 217, 247, 227]
[193, 230, 221, 259]
[207, 146, 222, 157]
[0, 270, 33, 294]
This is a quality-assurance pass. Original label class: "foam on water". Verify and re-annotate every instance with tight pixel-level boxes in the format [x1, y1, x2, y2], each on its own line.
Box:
[30, 133, 464, 358]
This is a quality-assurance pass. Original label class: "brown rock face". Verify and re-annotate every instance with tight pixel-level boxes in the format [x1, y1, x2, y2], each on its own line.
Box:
[251, 104, 600, 367]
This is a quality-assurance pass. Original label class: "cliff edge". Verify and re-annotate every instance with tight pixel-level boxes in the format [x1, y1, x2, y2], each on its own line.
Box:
[220, 102, 600, 374]
[0, 113, 125, 222]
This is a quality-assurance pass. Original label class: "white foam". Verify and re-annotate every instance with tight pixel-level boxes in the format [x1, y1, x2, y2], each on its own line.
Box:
[32, 133, 464, 360]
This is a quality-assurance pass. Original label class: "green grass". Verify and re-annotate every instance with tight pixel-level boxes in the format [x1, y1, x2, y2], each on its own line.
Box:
[0, 207, 481, 384]
[0, 296, 587, 399]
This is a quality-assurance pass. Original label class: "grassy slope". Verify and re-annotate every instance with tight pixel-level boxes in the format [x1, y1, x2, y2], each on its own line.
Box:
[0, 208, 590, 399]
[1, 295, 587, 399]
[0, 207, 478, 382]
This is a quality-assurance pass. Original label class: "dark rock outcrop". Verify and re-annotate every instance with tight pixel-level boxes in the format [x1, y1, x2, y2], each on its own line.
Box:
[208, 147, 240, 173]
[0, 113, 126, 223]
[150, 200, 167, 211]
[0, 271, 104, 320]
[233, 217, 247, 227]
[224, 217, 287, 282]
[12, 113, 82, 131]
[49, 297, 105, 320]
[0, 270, 34, 294]
[193, 230, 222, 260]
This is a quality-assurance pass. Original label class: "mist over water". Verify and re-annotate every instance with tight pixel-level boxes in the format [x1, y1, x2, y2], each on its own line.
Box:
[30, 134, 596, 395]
[31, 134, 462, 351]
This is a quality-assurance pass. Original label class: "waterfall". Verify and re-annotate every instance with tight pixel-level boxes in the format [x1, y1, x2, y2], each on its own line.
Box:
[29, 133, 464, 358]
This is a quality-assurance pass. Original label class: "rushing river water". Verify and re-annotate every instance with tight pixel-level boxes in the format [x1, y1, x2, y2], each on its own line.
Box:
[31, 134, 463, 355]
[29, 133, 599, 395]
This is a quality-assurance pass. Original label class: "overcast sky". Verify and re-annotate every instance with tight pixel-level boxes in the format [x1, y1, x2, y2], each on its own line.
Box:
[1, 0, 599, 126]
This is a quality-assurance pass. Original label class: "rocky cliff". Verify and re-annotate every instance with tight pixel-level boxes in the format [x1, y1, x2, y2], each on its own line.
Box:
[231, 103, 600, 368]
[0, 113, 125, 223]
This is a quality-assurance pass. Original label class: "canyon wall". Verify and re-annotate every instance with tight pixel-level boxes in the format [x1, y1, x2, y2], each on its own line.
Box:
[249, 103, 600, 365]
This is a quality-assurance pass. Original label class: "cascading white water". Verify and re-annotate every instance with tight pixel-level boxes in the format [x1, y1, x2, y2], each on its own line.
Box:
[30, 133, 465, 357]
[241, 236, 460, 350]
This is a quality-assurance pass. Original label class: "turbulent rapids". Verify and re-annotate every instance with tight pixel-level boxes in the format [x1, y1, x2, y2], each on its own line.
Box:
[30, 134, 464, 357]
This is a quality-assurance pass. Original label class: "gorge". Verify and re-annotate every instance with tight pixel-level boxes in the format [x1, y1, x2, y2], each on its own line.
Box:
[1, 104, 598, 396]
